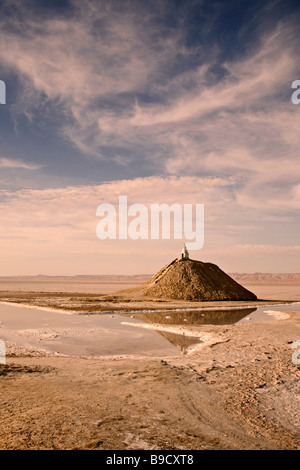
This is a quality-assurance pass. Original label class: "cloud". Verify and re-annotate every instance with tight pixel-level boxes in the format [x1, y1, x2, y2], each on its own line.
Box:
[0, 1, 298, 273]
[0, 157, 40, 170]
[0, 0, 183, 156]
[0, 175, 298, 274]
[0, 2, 296, 157]
[0, 175, 244, 254]
[0, 2, 298, 187]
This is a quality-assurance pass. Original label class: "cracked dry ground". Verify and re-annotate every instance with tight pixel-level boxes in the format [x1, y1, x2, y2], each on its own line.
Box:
[0, 319, 299, 450]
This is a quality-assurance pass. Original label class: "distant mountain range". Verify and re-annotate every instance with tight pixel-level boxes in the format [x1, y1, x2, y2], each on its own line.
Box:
[230, 273, 300, 284]
[0, 274, 150, 282]
[0, 273, 299, 284]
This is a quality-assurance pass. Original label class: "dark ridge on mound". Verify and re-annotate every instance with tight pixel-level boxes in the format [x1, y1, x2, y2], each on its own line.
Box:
[115, 258, 257, 301]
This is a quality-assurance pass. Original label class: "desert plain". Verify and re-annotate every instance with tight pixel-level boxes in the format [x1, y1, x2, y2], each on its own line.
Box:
[0, 284, 299, 451]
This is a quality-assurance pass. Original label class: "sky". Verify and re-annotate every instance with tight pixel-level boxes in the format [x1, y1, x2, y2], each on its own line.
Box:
[0, 0, 299, 275]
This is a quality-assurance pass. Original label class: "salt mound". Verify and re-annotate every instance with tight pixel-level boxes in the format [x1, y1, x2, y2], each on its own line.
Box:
[116, 258, 257, 301]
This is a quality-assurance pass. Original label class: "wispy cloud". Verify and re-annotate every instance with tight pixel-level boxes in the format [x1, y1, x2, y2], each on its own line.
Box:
[0, 2, 298, 176]
[0, 1, 299, 273]
[0, 0, 183, 156]
[0, 157, 40, 170]
[0, 176, 298, 274]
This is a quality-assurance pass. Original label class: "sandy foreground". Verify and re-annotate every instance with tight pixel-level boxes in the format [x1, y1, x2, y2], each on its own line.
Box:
[0, 299, 299, 450]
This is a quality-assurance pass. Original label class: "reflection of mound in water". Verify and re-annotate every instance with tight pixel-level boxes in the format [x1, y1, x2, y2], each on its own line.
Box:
[127, 307, 257, 353]
[114, 258, 257, 301]
[130, 308, 257, 326]
[158, 331, 202, 354]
